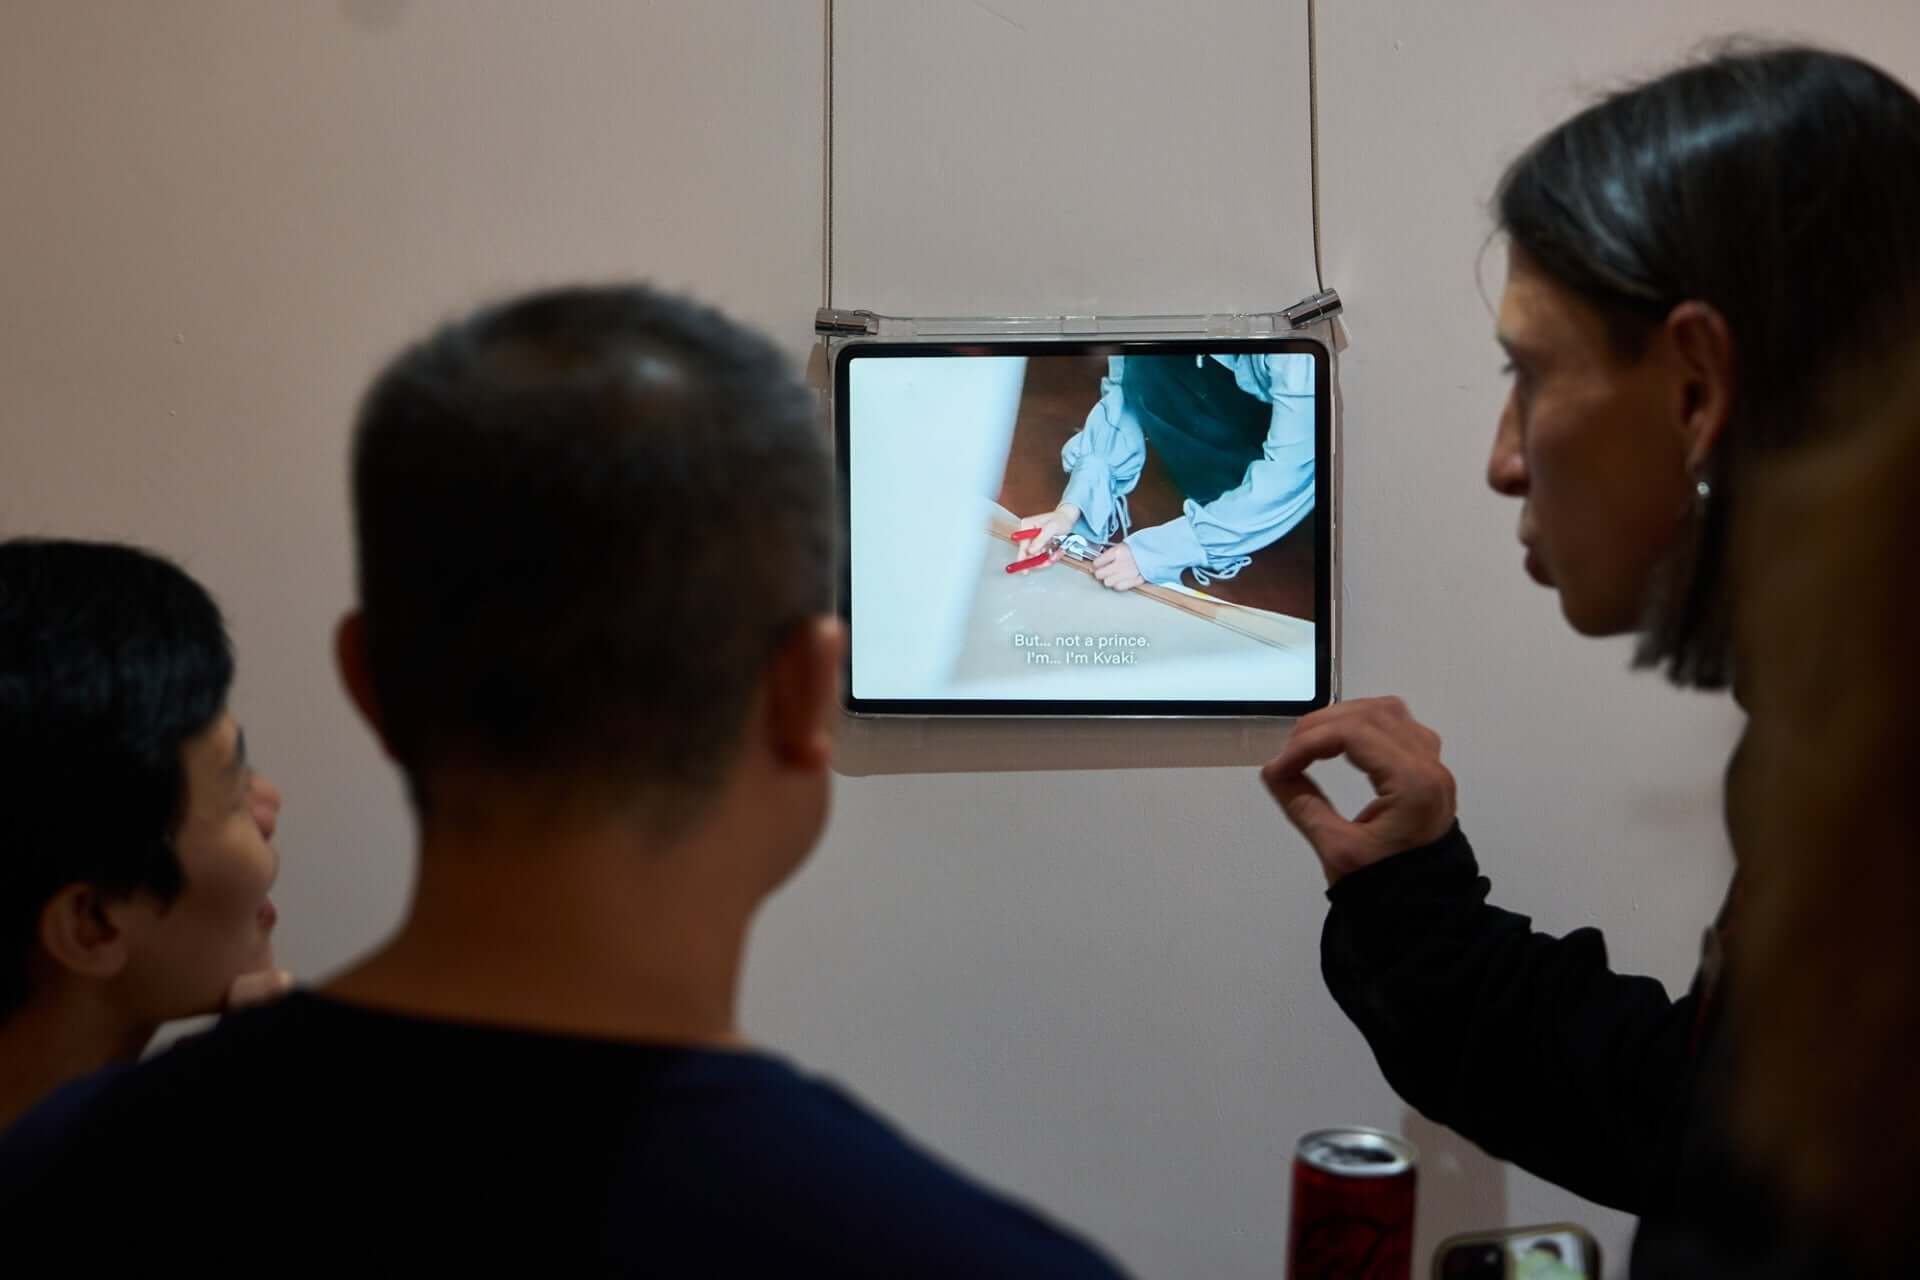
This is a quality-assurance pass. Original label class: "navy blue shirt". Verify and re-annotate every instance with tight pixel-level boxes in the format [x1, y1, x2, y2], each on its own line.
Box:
[0, 992, 1126, 1276]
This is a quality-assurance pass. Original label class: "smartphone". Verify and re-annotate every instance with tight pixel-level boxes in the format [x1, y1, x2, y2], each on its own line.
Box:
[1432, 1223, 1601, 1280]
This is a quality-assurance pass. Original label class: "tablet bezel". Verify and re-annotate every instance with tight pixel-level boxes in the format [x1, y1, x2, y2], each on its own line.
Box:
[834, 337, 1334, 718]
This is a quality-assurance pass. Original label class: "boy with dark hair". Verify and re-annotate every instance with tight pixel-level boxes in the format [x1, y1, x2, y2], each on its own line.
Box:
[0, 539, 286, 1131]
[0, 286, 1124, 1276]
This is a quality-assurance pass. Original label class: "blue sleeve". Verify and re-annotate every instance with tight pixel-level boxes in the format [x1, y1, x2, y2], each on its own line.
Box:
[1126, 353, 1315, 584]
[1059, 356, 1146, 543]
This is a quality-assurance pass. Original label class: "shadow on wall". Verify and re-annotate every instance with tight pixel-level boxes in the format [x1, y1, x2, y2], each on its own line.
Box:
[1405, 1108, 1509, 1271]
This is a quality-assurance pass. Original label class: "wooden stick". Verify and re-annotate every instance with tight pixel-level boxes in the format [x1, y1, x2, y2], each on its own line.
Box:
[986, 517, 1310, 652]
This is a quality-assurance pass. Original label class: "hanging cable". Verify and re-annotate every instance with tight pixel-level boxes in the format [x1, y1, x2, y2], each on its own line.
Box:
[822, 0, 835, 308]
[1307, 0, 1325, 292]
[822, 3, 1326, 304]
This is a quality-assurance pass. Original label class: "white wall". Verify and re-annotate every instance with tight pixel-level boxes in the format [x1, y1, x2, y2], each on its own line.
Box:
[830, 0, 1315, 315]
[5, 4, 1917, 1278]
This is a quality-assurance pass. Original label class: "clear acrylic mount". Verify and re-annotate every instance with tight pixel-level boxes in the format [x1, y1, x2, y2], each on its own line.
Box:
[814, 287, 1342, 346]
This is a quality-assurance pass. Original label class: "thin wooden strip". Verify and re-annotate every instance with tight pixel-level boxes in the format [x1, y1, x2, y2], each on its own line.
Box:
[985, 518, 1309, 652]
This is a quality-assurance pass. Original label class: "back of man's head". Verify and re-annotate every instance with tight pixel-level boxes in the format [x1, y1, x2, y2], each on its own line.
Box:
[0, 539, 233, 1020]
[350, 284, 834, 828]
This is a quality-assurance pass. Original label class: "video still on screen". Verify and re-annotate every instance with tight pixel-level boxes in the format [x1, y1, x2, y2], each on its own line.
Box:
[842, 345, 1326, 713]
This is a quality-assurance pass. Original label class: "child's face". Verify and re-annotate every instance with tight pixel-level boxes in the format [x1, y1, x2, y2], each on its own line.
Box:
[118, 713, 282, 1019]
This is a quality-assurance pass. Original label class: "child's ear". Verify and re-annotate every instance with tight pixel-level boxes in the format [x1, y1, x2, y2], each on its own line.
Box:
[38, 884, 141, 983]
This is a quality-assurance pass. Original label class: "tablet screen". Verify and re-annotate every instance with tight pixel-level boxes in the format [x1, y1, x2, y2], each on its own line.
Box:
[836, 340, 1332, 717]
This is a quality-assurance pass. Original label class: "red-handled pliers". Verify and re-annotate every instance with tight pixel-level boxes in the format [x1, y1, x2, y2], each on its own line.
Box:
[1006, 526, 1058, 573]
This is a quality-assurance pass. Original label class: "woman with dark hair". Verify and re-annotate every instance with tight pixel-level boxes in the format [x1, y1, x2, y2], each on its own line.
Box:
[1261, 44, 1920, 1277]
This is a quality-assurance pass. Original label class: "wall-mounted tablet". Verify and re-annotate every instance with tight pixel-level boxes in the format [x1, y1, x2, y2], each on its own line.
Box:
[835, 338, 1333, 717]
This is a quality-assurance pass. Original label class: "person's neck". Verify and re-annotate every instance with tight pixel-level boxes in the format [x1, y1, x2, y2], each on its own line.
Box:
[0, 991, 152, 1131]
[324, 797, 764, 1052]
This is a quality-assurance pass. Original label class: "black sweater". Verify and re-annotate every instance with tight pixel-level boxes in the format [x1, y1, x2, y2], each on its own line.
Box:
[1320, 824, 1861, 1279]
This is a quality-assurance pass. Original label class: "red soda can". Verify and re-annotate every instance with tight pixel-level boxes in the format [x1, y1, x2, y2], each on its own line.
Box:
[1285, 1127, 1418, 1280]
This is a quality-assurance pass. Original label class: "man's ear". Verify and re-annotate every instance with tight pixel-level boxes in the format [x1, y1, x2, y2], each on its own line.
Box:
[1665, 300, 1736, 473]
[764, 616, 844, 771]
[37, 884, 140, 984]
[335, 611, 397, 759]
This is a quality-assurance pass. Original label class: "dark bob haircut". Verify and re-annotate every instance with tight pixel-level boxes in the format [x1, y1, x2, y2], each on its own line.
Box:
[1496, 44, 1920, 688]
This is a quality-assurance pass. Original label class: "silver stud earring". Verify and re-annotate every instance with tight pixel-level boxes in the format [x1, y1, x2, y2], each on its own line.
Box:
[1695, 477, 1712, 502]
